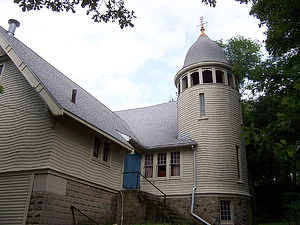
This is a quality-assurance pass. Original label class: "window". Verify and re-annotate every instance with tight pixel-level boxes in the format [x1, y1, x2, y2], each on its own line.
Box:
[177, 83, 181, 94]
[216, 70, 224, 83]
[220, 200, 232, 222]
[191, 72, 199, 86]
[227, 73, 234, 87]
[144, 154, 153, 178]
[93, 136, 101, 158]
[182, 76, 188, 90]
[103, 142, 110, 162]
[143, 152, 181, 179]
[157, 153, 166, 177]
[236, 146, 241, 180]
[0, 65, 3, 76]
[92, 136, 110, 164]
[199, 93, 206, 117]
[171, 152, 180, 176]
[202, 70, 213, 83]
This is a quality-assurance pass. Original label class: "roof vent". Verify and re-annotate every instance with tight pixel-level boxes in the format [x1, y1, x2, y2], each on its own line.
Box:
[7, 19, 20, 37]
[71, 89, 77, 104]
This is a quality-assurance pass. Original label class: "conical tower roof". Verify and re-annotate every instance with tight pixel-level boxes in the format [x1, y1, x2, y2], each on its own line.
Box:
[182, 28, 229, 68]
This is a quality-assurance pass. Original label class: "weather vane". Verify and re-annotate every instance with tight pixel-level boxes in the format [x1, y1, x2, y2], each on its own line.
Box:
[197, 16, 207, 35]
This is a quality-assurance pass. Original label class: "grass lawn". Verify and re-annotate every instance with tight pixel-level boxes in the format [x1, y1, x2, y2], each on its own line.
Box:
[258, 223, 297, 225]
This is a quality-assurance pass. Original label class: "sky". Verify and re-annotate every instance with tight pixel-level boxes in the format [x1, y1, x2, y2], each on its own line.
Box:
[0, 0, 266, 111]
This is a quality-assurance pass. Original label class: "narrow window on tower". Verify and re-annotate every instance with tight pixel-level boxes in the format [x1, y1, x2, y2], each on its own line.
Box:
[177, 83, 181, 94]
[157, 153, 166, 177]
[236, 145, 241, 180]
[199, 93, 206, 117]
[144, 154, 153, 178]
[227, 73, 234, 87]
[170, 152, 180, 176]
[191, 72, 199, 86]
[182, 76, 188, 91]
[202, 70, 213, 83]
[220, 200, 232, 223]
[216, 70, 224, 83]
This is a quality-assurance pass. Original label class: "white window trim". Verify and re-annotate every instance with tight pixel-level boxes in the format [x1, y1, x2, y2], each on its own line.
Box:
[220, 199, 233, 224]
[142, 151, 182, 180]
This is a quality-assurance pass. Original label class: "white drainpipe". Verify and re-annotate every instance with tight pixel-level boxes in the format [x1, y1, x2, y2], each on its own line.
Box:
[191, 145, 211, 225]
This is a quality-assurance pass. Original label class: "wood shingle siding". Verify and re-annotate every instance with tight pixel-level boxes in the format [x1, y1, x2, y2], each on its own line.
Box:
[177, 83, 249, 196]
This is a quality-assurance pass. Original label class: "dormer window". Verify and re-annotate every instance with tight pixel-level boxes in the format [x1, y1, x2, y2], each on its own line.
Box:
[202, 70, 213, 83]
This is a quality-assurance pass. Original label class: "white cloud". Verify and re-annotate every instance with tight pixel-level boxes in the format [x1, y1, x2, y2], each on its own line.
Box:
[0, 0, 267, 111]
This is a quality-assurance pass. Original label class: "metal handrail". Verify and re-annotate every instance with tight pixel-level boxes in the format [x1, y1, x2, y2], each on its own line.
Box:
[71, 205, 98, 225]
[123, 171, 167, 208]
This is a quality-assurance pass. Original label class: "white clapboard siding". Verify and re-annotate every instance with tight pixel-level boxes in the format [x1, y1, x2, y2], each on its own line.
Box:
[0, 61, 54, 172]
[140, 149, 194, 196]
[0, 173, 33, 225]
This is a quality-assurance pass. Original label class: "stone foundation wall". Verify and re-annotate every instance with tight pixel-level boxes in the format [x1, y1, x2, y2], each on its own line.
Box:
[167, 195, 252, 225]
[26, 174, 118, 225]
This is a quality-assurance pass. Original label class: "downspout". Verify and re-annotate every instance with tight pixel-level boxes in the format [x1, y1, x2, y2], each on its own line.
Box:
[191, 145, 211, 225]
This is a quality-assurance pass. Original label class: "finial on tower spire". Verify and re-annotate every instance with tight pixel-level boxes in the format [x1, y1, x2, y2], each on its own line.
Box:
[197, 16, 207, 36]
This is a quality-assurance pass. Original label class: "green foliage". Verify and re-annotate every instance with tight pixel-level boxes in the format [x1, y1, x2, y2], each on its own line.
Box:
[14, 0, 136, 29]
[0, 85, 3, 94]
[216, 36, 262, 82]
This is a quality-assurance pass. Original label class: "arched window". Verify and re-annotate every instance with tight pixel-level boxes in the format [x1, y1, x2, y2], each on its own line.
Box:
[202, 70, 213, 83]
[191, 72, 199, 86]
[216, 70, 224, 83]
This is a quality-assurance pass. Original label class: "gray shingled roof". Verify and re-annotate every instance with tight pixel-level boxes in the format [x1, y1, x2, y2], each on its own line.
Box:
[0, 26, 135, 149]
[183, 35, 229, 68]
[116, 102, 196, 150]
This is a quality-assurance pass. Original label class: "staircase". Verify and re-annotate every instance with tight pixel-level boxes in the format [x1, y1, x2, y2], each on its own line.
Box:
[120, 190, 197, 225]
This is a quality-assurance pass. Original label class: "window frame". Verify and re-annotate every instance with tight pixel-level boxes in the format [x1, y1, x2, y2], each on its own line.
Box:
[142, 151, 182, 180]
[91, 135, 111, 165]
[170, 151, 180, 177]
[157, 153, 167, 178]
[199, 93, 206, 117]
[191, 71, 200, 86]
[216, 69, 224, 84]
[220, 199, 233, 224]
[202, 69, 213, 83]
[182, 76, 188, 91]
[144, 153, 154, 178]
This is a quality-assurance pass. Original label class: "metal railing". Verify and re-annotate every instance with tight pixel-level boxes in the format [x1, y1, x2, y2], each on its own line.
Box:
[71, 205, 98, 225]
[123, 171, 167, 208]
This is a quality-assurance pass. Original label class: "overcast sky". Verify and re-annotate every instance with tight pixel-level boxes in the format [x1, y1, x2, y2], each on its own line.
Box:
[0, 0, 266, 111]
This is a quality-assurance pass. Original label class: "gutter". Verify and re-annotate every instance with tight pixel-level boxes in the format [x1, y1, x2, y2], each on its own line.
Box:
[191, 145, 211, 225]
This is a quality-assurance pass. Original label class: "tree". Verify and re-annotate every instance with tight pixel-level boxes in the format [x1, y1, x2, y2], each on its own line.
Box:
[14, 0, 136, 29]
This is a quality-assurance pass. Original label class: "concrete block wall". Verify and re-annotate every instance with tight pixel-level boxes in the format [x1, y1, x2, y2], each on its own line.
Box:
[26, 174, 118, 225]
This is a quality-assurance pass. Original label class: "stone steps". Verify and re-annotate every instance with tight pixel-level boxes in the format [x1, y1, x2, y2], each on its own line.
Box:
[120, 190, 198, 225]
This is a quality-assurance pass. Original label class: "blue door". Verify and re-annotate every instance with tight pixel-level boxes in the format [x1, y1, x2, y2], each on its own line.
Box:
[123, 151, 141, 189]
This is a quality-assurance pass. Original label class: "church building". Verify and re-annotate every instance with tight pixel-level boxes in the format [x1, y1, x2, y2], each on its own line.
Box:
[0, 19, 252, 225]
